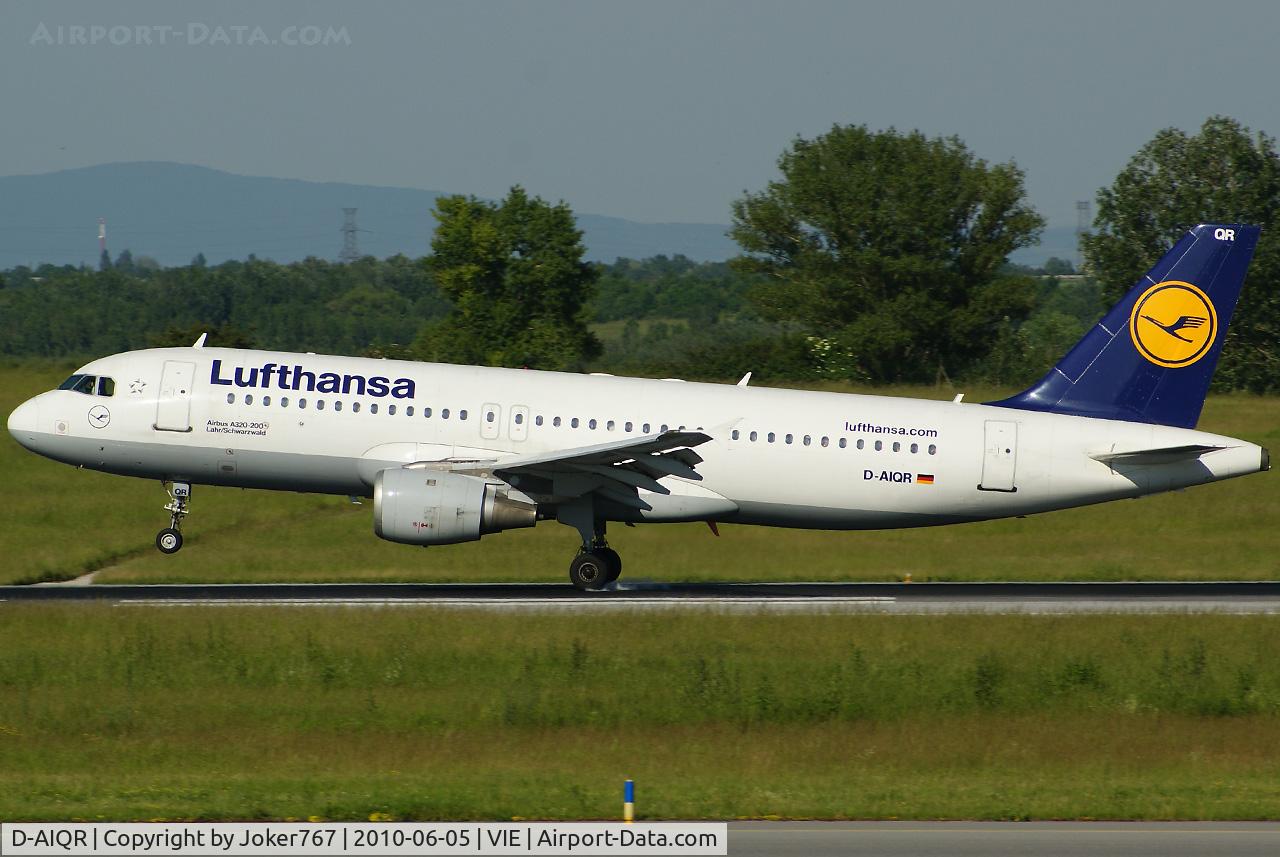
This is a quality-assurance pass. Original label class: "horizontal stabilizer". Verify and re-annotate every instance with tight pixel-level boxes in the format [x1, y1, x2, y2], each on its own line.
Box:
[1091, 444, 1227, 465]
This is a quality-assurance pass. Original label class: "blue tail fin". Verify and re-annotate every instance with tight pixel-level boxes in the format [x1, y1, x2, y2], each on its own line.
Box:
[990, 223, 1258, 428]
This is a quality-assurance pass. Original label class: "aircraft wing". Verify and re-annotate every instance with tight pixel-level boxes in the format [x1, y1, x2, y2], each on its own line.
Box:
[489, 430, 712, 510]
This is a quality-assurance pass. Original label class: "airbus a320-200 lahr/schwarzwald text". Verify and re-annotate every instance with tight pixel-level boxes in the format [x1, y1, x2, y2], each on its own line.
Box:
[7, 224, 1270, 590]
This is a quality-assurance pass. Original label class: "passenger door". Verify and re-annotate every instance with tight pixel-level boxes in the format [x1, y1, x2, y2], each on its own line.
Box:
[979, 420, 1018, 492]
[154, 361, 195, 432]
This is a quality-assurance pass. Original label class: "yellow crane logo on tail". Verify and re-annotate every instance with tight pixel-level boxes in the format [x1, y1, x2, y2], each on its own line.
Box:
[1128, 281, 1217, 368]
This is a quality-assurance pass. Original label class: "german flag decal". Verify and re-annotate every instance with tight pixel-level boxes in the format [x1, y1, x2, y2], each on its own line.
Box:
[916, 474, 935, 485]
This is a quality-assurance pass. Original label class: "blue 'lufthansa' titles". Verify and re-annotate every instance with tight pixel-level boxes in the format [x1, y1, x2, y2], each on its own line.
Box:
[210, 359, 415, 399]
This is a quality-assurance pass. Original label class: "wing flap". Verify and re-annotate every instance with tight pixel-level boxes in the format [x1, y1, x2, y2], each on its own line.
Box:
[491, 429, 713, 502]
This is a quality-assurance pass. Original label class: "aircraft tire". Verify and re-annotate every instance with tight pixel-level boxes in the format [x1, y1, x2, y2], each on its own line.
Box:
[569, 552, 610, 591]
[597, 547, 623, 583]
[156, 528, 184, 554]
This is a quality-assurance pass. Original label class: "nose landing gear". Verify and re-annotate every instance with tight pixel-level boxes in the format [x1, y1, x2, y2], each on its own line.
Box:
[156, 481, 191, 554]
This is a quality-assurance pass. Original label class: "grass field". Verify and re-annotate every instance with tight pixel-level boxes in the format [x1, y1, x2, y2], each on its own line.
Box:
[1, 363, 1276, 585]
[2, 606, 1279, 821]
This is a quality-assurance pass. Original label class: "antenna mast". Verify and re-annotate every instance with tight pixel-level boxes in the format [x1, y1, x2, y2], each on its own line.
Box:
[339, 208, 360, 263]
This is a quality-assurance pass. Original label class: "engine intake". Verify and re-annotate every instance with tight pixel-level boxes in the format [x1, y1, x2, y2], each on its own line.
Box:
[373, 468, 537, 545]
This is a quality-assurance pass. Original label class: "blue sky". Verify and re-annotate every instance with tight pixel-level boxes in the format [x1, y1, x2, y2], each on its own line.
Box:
[4, 0, 1278, 229]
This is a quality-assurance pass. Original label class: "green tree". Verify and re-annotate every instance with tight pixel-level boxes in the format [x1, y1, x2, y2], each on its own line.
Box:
[731, 125, 1044, 383]
[1081, 116, 1280, 391]
[417, 186, 601, 369]
[1042, 256, 1076, 276]
[148, 322, 257, 349]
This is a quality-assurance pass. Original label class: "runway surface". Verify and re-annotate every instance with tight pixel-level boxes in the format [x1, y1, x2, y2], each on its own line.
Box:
[3, 580, 1280, 612]
[725, 821, 1280, 856]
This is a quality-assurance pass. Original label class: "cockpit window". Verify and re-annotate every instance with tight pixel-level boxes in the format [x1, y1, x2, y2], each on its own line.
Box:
[57, 374, 114, 396]
[68, 375, 98, 395]
[58, 374, 88, 392]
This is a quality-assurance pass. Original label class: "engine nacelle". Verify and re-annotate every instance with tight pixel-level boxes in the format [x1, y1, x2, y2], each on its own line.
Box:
[373, 468, 537, 545]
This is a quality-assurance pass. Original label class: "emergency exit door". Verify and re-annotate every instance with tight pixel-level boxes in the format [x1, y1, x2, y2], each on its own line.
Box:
[979, 420, 1018, 492]
[154, 360, 195, 432]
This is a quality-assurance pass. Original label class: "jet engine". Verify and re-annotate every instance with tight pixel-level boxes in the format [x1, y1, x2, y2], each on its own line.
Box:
[373, 468, 537, 545]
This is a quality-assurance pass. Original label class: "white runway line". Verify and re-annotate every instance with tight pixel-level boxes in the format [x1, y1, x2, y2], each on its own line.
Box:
[106, 596, 1280, 614]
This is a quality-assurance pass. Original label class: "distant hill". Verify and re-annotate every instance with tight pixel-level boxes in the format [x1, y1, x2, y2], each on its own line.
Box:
[0, 161, 1072, 270]
[0, 162, 739, 269]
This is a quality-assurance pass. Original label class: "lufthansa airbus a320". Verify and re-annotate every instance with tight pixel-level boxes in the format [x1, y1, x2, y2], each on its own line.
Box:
[7, 224, 1269, 589]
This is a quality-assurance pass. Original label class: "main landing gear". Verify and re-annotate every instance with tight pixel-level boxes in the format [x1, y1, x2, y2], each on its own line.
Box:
[569, 542, 623, 591]
[552, 498, 627, 591]
[156, 481, 191, 554]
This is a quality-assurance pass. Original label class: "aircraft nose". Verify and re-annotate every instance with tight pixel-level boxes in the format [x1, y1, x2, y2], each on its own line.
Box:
[7, 397, 39, 446]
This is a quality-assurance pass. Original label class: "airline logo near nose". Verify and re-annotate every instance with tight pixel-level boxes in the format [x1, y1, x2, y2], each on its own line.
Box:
[1128, 280, 1218, 368]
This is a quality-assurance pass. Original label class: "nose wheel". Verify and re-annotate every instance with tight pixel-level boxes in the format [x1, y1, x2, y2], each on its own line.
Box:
[156, 481, 191, 554]
[156, 528, 183, 554]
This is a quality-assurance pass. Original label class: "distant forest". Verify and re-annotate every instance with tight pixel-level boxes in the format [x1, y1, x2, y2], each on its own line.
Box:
[7, 118, 1279, 392]
[0, 250, 1096, 387]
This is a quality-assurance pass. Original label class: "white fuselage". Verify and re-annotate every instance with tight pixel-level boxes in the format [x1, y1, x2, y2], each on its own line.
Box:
[7, 346, 1268, 531]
